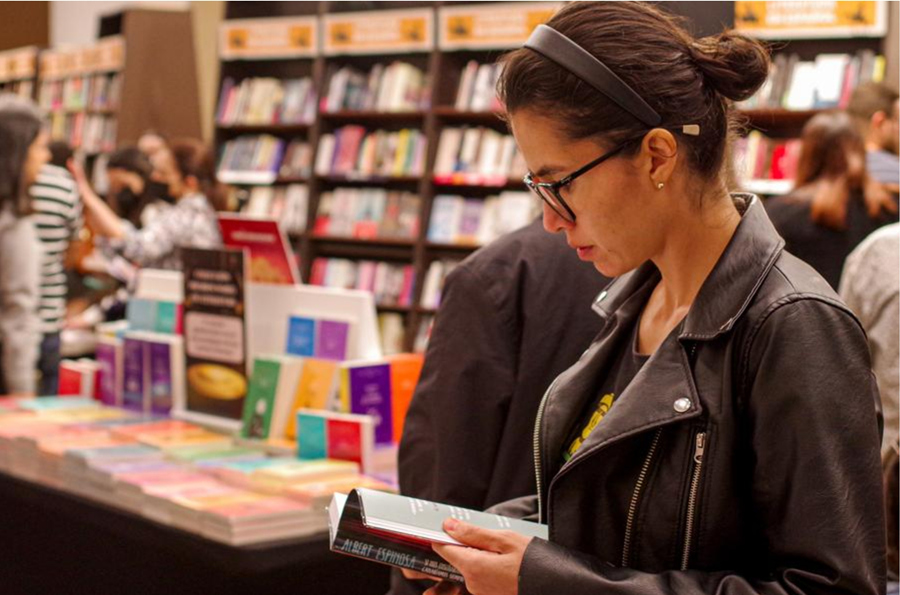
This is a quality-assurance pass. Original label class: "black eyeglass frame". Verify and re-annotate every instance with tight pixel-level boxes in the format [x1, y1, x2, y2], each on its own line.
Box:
[523, 136, 642, 223]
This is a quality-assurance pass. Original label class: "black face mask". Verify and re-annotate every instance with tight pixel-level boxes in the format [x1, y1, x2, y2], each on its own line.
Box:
[146, 180, 177, 205]
[114, 187, 140, 217]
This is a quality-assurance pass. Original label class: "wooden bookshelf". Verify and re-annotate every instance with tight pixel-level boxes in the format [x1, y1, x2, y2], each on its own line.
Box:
[0, 46, 39, 100]
[216, 0, 894, 351]
[37, 10, 201, 162]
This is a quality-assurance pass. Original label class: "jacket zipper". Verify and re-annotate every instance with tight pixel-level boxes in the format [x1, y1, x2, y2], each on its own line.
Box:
[680, 431, 707, 570]
[621, 427, 663, 567]
[533, 376, 561, 524]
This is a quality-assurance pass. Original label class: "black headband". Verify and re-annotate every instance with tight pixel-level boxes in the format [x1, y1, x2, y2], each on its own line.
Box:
[524, 24, 663, 128]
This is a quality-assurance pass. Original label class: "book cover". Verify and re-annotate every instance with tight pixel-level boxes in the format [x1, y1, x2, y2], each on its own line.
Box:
[341, 363, 393, 445]
[122, 338, 147, 412]
[148, 340, 174, 415]
[126, 298, 158, 332]
[328, 489, 548, 582]
[285, 359, 339, 439]
[316, 319, 350, 361]
[95, 337, 122, 406]
[58, 361, 84, 396]
[286, 316, 316, 357]
[388, 354, 424, 443]
[297, 409, 375, 473]
[241, 358, 282, 440]
[155, 301, 182, 335]
[218, 214, 299, 285]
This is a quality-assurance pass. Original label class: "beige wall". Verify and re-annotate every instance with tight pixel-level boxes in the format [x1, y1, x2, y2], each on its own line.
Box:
[191, 1, 225, 143]
[885, 1, 899, 92]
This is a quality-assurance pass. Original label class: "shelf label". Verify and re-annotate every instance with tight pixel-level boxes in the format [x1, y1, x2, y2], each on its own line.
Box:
[0, 47, 38, 82]
[735, 1, 888, 39]
[439, 2, 562, 50]
[220, 16, 317, 60]
[95, 36, 126, 72]
[38, 37, 124, 80]
[323, 8, 433, 55]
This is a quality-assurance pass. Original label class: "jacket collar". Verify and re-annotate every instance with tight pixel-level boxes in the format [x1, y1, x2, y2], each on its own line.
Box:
[591, 194, 784, 341]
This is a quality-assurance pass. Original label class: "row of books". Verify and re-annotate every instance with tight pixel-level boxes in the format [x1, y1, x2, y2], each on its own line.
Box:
[454, 60, 503, 113]
[38, 73, 123, 113]
[219, 136, 313, 181]
[242, 185, 310, 235]
[428, 192, 538, 246]
[314, 188, 420, 240]
[49, 112, 116, 154]
[0, 80, 34, 100]
[433, 127, 527, 183]
[315, 127, 426, 179]
[309, 258, 415, 308]
[420, 259, 459, 310]
[733, 131, 802, 185]
[741, 51, 885, 110]
[323, 62, 429, 113]
[0, 400, 389, 546]
[217, 77, 317, 127]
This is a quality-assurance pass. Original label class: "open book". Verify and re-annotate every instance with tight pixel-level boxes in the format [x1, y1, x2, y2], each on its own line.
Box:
[328, 488, 548, 582]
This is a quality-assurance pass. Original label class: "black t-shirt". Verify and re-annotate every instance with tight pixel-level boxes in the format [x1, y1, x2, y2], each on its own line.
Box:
[561, 320, 649, 464]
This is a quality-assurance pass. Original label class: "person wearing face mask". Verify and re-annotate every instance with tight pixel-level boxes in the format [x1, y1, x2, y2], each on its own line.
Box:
[400, 4, 884, 595]
[764, 111, 899, 290]
[70, 138, 222, 271]
[29, 140, 82, 395]
[0, 94, 49, 396]
[104, 147, 167, 229]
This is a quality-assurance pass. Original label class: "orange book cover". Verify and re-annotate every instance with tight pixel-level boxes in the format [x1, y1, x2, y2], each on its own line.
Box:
[285, 359, 339, 439]
[389, 354, 424, 443]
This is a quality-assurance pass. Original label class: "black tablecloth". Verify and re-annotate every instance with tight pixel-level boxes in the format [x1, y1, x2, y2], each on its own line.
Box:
[0, 471, 390, 595]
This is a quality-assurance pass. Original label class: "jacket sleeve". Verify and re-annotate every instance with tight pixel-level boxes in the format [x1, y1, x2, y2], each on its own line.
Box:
[517, 298, 886, 595]
[398, 263, 517, 507]
[0, 217, 40, 394]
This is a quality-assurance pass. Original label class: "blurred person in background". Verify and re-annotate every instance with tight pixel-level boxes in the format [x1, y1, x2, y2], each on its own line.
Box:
[847, 82, 899, 186]
[29, 140, 81, 395]
[70, 138, 222, 271]
[0, 94, 49, 396]
[765, 110, 898, 289]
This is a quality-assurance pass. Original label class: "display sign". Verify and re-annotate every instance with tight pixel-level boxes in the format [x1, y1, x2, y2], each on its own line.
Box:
[439, 2, 561, 50]
[218, 214, 300, 285]
[37, 37, 124, 80]
[177, 247, 248, 432]
[220, 16, 317, 60]
[735, 1, 888, 39]
[323, 8, 433, 56]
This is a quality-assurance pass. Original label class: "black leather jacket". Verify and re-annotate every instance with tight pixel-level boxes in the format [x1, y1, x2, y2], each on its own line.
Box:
[501, 195, 886, 595]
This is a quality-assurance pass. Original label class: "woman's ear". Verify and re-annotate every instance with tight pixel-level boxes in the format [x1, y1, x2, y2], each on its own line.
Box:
[641, 129, 678, 186]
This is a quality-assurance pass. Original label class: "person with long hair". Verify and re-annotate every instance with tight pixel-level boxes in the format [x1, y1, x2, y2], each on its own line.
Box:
[765, 111, 898, 289]
[403, 3, 885, 595]
[70, 138, 222, 270]
[0, 94, 49, 395]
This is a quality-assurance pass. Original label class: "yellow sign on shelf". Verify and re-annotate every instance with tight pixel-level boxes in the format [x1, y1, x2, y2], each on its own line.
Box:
[323, 8, 433, 56]
[220, 16, 317, 60]
[439, 2, 562, 50]
[0, 47, 37, 83]
[735, 1, 887, 39]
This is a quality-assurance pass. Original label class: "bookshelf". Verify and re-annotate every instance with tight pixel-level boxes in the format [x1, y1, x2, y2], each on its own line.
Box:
[215, 0, 895, 351]
[0, 46, 39, 100]
[37, 9, 201, 170]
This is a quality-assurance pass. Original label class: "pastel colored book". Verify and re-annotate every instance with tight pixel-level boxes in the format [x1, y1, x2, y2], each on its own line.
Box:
[285, 475, 394, 508]
[137, 430, 232, 451]
[316, 320, 350, 361]
[250, 459, 360, 494]
[296, 409, 376, 474]
[198, 457, 292, 489]
[329, 489, 548, 582]
[166, 444, 263, 464]
[125, 298, 158, 332]
[339, 361, 393, 445]
[110, 420, 204, 441]
[285, 359, 339, 439]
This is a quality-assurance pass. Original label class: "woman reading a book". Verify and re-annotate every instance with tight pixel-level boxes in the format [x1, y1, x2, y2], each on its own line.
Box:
[71, 138, 222, 271]
[404, 3, 886, 595]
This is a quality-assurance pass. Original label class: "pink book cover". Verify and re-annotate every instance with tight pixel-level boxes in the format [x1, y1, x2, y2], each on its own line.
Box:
[110, 420, 203, 441]
[204, 496, 309, 522]
[115, 469, 212, 488]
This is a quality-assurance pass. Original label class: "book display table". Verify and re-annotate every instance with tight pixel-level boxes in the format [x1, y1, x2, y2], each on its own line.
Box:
[0, 471, 390, 595]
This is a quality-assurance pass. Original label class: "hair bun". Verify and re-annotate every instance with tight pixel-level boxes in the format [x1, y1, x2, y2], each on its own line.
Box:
[689, 32, 770, 102]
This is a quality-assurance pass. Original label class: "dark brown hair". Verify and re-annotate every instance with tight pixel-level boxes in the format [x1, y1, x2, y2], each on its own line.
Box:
[0, 94, 43, 216]
[168, 138, 225, 211]
[498, 2, 770, 187]
[794, 111, 867, 230]
[847, 82, 899, 122]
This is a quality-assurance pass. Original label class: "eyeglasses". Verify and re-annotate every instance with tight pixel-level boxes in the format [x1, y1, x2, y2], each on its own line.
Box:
[523, 137, 641, 223]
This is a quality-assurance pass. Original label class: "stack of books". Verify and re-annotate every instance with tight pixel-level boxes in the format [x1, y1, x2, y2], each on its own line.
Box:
[740, 50, 886, 110]
[309, 258, 415, 308]
[427, 192, 538, 246]
[314, 188, 420, 240]
[433, 127, 526, 185]
[454, 61, 503, 112]
[315, 126, 427, 179]
[217, 77, 317, 126]
[323, 62, 430, 113]
[242, 185, 310, 235]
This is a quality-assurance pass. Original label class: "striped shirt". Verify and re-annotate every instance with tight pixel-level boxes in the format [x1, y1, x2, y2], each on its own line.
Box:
[29, 164, 82, 334]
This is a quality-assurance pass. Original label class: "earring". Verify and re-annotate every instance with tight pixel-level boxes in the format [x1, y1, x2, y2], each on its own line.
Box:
[656, 182, 664, 190]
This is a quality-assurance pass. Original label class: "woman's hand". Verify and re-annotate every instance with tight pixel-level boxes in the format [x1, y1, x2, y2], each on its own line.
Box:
[427, 518, 532, 595]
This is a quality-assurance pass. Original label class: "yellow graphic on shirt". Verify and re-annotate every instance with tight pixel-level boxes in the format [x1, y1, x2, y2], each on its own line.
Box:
[564, 393, 616, 461]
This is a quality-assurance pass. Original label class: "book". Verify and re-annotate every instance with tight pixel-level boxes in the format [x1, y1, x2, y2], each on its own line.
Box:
[323, 62, 429, 113]
[328, 489, 548, 581]
[241, 358, 282, 439]
[217, 76, 316, 126]
[218, 214, 299, 285]
[388, 354, 424, 443]
[296, 409, 376, 473]
[310, 259, 415, 307]
[314, 188, 420, 240]
[339, 362, 393, 445]
[315, 126, 426, 178]
[285, 359, 340, 439]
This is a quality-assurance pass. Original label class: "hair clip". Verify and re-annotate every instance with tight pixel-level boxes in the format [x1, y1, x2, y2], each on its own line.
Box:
[682, 124, 700, 136]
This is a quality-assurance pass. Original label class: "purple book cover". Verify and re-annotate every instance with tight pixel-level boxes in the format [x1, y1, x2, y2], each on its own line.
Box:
[316, 320, 349, 361]
[95, 342, 119, 406]
[148, 341, 173, 415]
[348, 364, 392, 445]
[122, 338, 146, 412]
